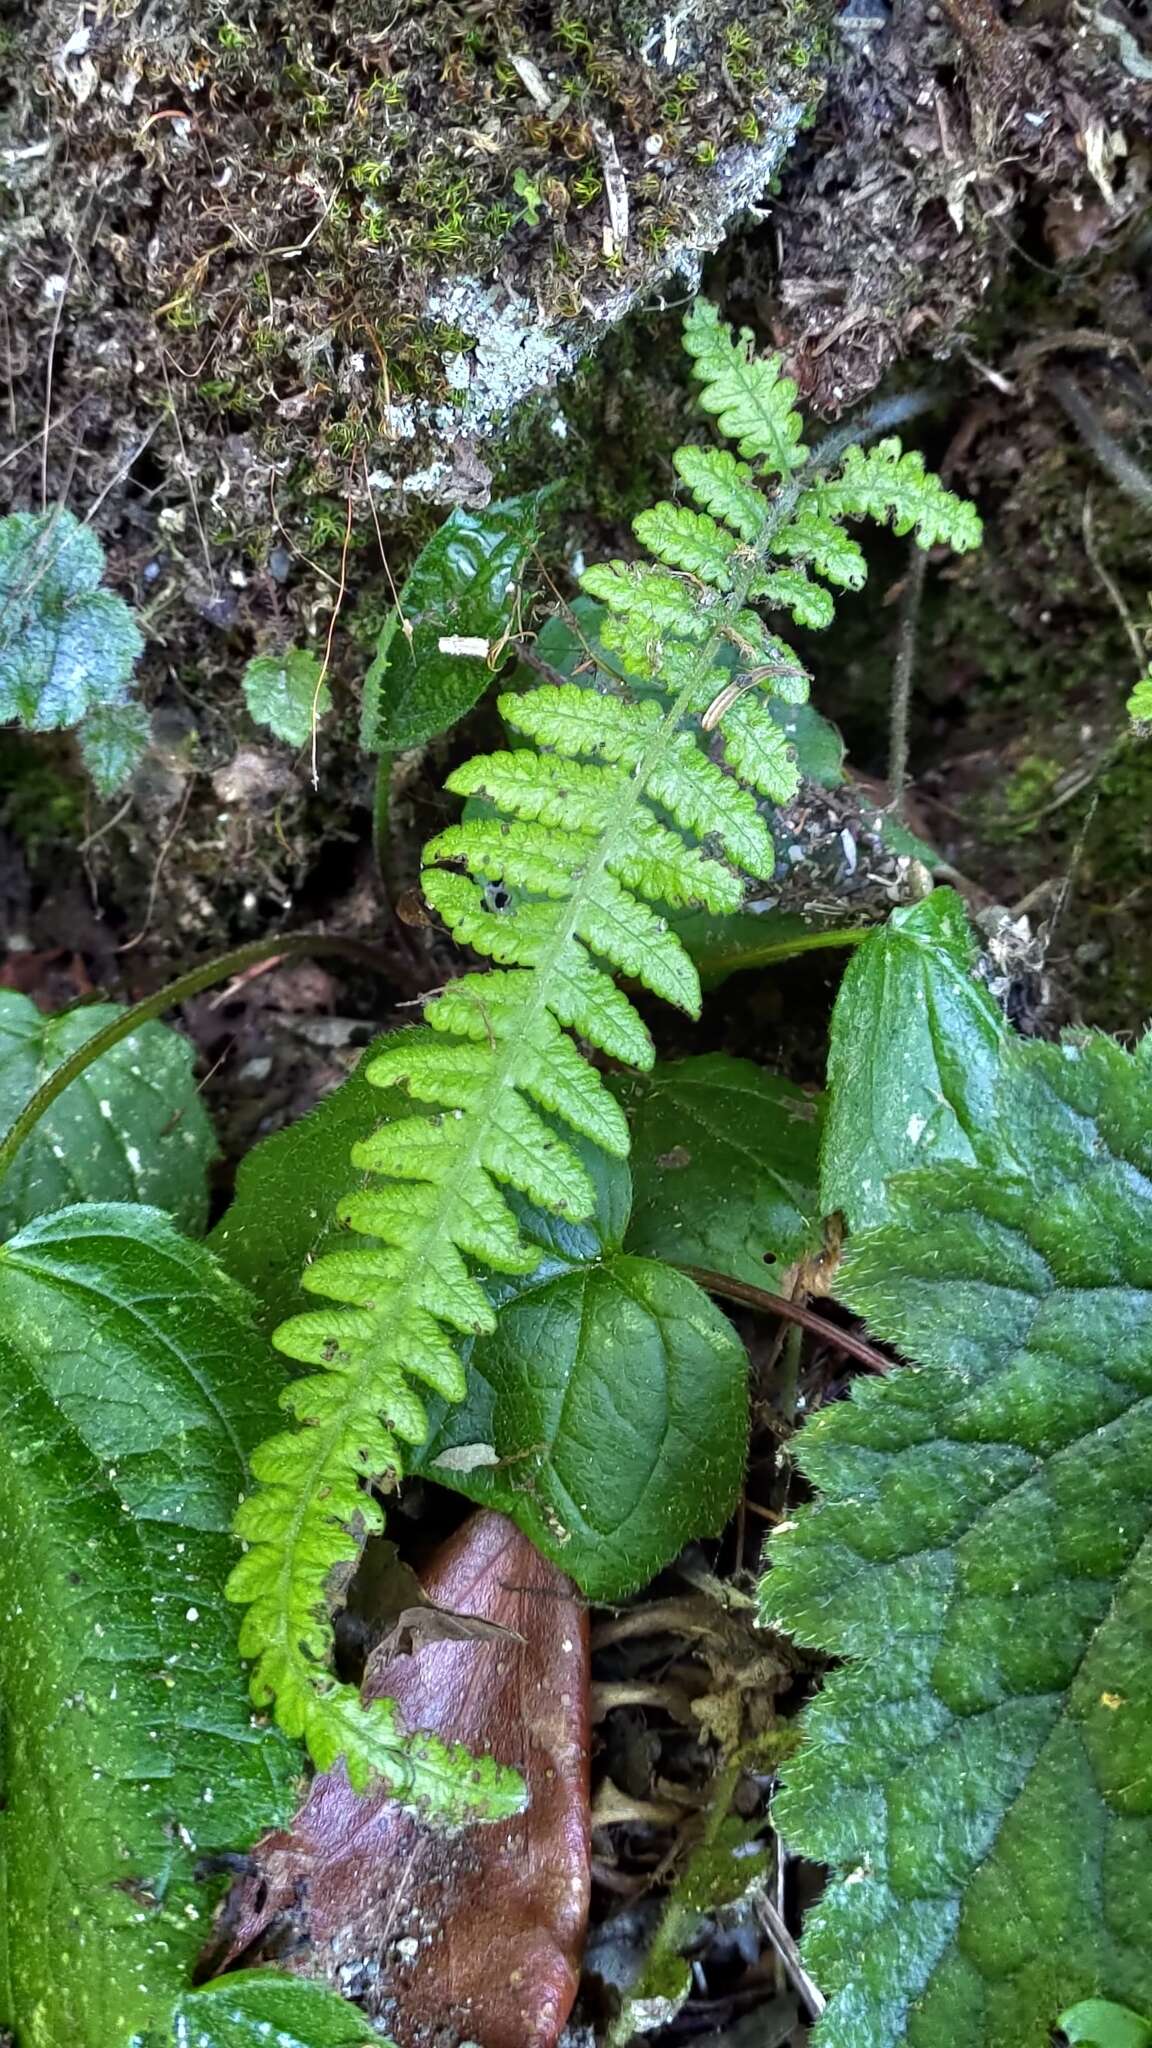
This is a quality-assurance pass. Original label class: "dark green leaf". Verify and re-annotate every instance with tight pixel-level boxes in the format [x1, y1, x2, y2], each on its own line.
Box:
[360, 493, 551, 752]
[1060, 2001, 1152, 2048]
[820, 886, 1007, 1232]
[171, 1971, 384, 2047]
[0, 509, 143, 731]
[242, 648, 330, 748]
[769, 696, 844, 788]
[614, 1053, 824, 1288]
[0, 990, 217, 1237]
[0, 1205, 298, 2048]
[207, 1031, 423, 1330]
[766, 1032, 1152, 2048]
[77, 699, 151, 793]
[214, 1026, 738, 1601]
[413, 1251, 747, 1600]
[673, 909, 866, 989]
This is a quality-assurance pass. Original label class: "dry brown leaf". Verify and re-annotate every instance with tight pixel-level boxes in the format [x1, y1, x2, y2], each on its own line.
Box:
[215, 1511, 590, 2048]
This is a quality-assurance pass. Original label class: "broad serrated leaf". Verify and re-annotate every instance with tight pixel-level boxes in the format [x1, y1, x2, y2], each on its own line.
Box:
[614, 1053, 824, 1288]
[820, 888, 1007, 1232]
[77, 698, 151, 792]
[766, 1032, 1152, 2048]
[0, 990, 217, 1237]
[0, 1205, 299, 2048]
[242, 647, 330, 747]
[171, 1971, 384, 2047]
[359, 492, 551, 752]
[413, 1250, 747, 1600]
[0, 508, 144, 730]
[208, 1032, 418, 1328]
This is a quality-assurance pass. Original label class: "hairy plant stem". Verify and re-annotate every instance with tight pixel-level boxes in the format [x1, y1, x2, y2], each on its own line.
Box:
[0, 932, 393, 1192]
[887, 543, 926, 819]
[371, 747, 396, 895]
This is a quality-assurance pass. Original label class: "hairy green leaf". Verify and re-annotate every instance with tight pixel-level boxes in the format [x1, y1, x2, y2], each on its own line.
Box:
[766, 1032, 1152, 2048]
[0, 1205, 299, 2048]
[243, 647, 330, 747]
[0, 990, 217, 1237]
[820, 888, 1007, 1232]
[77, 699, 151, 792]
[360, 491, 550, 752]
[0, 508, 144, 732]
[615, 1053, 824, 1287]
[171, 1971, 385, 2047]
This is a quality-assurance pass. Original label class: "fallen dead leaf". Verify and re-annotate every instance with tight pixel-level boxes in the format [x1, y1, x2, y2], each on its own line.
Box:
[214, 1511, 590, 2048]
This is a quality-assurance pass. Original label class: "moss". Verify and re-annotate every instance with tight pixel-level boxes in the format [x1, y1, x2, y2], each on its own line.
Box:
[3, 0, 825, 535]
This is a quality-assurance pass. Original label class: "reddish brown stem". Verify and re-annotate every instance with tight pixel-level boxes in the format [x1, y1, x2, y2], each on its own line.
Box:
[680, 1266, 892, 1375]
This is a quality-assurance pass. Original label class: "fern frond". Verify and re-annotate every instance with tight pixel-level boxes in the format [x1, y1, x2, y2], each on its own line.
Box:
[774, 505, 867, 590]
[673, 445, 768, 544]
[228, 299, 982, 1806]
[681, 298, 808, 475]
[817, 437, 984, 550]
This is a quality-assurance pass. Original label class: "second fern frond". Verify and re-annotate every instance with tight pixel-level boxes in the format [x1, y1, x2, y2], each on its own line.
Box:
[227, 299, 982, 1806]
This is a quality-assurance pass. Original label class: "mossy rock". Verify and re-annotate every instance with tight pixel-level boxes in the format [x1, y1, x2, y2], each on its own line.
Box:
[2, 1, 827, 521]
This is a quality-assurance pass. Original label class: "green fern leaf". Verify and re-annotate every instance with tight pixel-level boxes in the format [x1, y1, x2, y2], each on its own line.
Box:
[817, 438, 984, 551]
[775, 505, 868, 589]
[682, 298, 808, 475]
[228, 297, 981, 1797]
[719, 693, 802, 804]
[673, 445, 769, 543]
[633, 501, 742, 588]
[755, 565, 836, 629]
[766, 1032, 1152, 2047]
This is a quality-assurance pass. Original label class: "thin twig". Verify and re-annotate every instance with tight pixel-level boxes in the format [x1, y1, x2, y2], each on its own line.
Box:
[0, 400, 84, 476]
[679, 1266, 892, 1375]
[1081, 490, 1147, 678]
[40, 240, 80, 511]
[117, 776, 195, 953]
[755, 1892, 826, 2019]
[84, 420, 161, 526]
[158, 350, 214, 578]
[887, 544, 927, 819]
[0, 932, 396, 1194]
[1051, 372, 1152, 512]
[311, 490, 353, 788]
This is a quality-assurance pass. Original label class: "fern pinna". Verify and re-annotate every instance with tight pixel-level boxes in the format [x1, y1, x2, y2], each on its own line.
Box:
[227, 300, 982, 1804]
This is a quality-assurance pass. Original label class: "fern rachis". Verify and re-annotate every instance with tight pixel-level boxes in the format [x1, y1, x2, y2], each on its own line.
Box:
[228, 299, 982, 1805]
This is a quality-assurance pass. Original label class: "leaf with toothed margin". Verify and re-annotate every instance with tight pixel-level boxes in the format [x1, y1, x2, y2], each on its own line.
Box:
[766, 1030, 1152, 2048]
